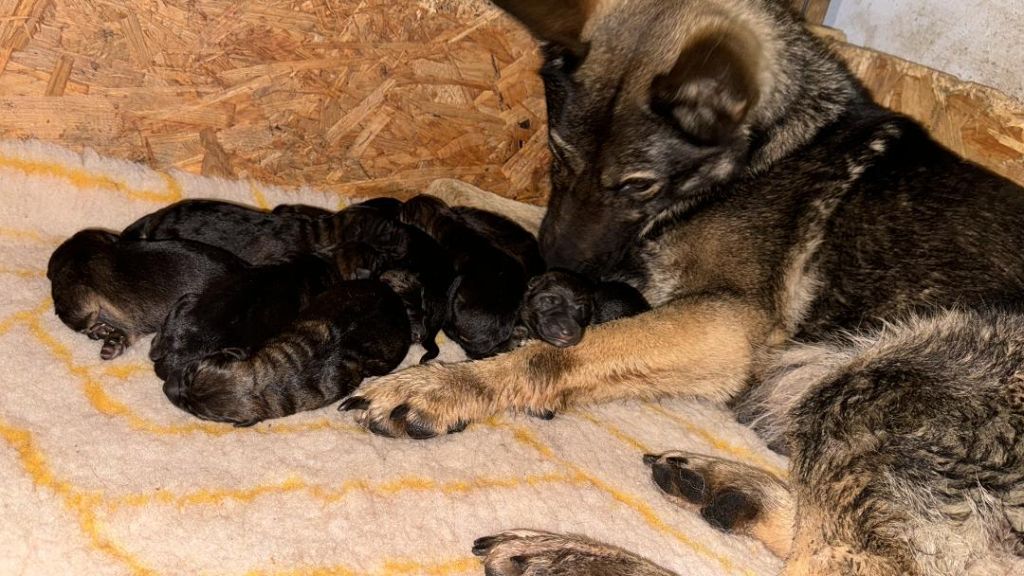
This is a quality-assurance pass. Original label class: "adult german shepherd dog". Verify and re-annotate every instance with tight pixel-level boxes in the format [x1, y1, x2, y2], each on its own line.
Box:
[342, 0, 1024, 573]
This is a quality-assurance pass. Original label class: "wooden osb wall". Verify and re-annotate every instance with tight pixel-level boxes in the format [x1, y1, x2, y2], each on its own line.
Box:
[0, 0, 549, 201]
[0, 0, 1021, 205]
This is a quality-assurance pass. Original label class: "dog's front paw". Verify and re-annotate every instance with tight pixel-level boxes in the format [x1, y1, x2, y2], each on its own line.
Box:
[339, 362, 495, 439]
[472, 530, 670, 576]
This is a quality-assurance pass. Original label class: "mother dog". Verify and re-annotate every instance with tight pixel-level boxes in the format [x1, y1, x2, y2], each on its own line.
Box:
[342, 0, 1024, 573]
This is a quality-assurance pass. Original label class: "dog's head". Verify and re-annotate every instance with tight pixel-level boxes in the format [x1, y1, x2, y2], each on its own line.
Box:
[492, 0, 767, 275]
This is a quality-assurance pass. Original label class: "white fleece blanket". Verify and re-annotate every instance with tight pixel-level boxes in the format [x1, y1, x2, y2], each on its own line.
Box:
[0, 140, 787, 576]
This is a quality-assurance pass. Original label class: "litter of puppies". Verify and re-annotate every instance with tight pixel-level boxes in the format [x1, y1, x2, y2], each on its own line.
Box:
[48, 195, 651, 426]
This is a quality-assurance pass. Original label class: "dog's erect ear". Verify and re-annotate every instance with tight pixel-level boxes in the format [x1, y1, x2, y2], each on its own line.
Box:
[490, 0, 592, 56]
[650, 29, 761, 145]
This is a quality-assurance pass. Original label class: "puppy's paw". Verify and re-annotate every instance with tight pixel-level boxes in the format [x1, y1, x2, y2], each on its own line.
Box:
[339, 363, 494, 439]
[99, 332, 127, 360]
[472, 530, 671, 576]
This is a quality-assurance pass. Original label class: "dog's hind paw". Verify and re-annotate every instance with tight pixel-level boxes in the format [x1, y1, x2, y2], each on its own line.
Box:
[472, 530, 674, 576]
[645, 451, 795, 556]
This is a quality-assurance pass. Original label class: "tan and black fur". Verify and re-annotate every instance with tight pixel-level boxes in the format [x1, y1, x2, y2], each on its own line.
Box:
[47, 229, 244, 359]
[341, 0, 1024, 573]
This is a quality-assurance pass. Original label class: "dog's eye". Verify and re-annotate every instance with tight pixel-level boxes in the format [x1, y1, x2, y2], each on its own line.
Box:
[617, 178, 661, 198]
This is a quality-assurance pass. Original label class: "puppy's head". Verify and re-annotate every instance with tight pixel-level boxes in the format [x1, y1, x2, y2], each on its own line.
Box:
[164, 349, 266, 427]
[48, 229, 119, 327]
[492, 0, 765, 275]
[522, 270, 594, 347]
[446, 268, 525, 359]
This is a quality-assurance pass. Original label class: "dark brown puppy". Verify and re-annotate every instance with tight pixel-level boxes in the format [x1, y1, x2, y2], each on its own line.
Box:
[521, 270, 650, 347]
[152, 254, 337, 400]
[330, 199, 454, 362]
[47, 229, 244, 359]
[122, 199, 319, 265]
[401, 195, 537, 359]
[170, 280, 410, 427]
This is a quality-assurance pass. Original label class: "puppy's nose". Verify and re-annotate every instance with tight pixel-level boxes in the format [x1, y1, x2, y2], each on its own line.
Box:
[162, 378, 183, 404]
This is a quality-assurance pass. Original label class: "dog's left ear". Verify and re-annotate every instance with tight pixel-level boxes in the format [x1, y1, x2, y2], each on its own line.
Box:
[490, 0, 592, 57]
[650, 28, 761, 145]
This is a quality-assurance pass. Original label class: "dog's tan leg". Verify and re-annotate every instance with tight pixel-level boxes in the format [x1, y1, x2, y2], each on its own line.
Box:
[341, 294, 771, 438]
[645, 451, 795, 558]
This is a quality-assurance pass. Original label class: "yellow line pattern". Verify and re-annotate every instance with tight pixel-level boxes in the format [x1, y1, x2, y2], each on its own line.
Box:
[0, 155, 183, 203]
[0, 145, 785, 576]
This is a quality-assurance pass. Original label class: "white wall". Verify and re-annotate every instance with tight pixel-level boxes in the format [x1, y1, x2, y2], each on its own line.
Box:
[825, 0, 1024, 101]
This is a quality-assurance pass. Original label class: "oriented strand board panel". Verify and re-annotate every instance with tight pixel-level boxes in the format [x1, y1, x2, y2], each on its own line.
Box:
[0, 1, 1021, 203]
[0, 0, 550, 202]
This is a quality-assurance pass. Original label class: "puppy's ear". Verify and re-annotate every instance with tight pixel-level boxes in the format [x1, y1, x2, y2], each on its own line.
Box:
[650, 29, 760, 145]
[490, 0, 592, 57]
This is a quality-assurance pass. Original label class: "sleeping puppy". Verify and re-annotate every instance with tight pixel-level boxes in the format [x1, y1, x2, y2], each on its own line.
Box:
[521, 270, 650, 348]
[122, 199, 318, 265]
[152, 254, 337, 398]
[330, 200, 454, 362]
[168, 280, 410, 427]
[47, 229, 244, 359]
[401, 195, 535, 359]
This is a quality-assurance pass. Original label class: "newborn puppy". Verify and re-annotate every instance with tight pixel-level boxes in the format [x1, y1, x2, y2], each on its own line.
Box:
[330, 201, 454, 362]
[122, 199, 318, 265]
[47, 229, 244, 359]
[152, 254, 337, 396]
[401, 195, 534, 359]
[169, 280, 410, 426]
[521, 270, 650, 348]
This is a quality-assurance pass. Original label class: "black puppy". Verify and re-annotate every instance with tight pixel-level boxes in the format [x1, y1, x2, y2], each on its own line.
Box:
[521, 270, 650, 348]
[329, 200, 454, 363]
[47, 229, 244, 359]
[122, 199, 320, 265]
[169, 280, 410, 427]
[152, 254, 337, 398]
[401, 195, 538, 359]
